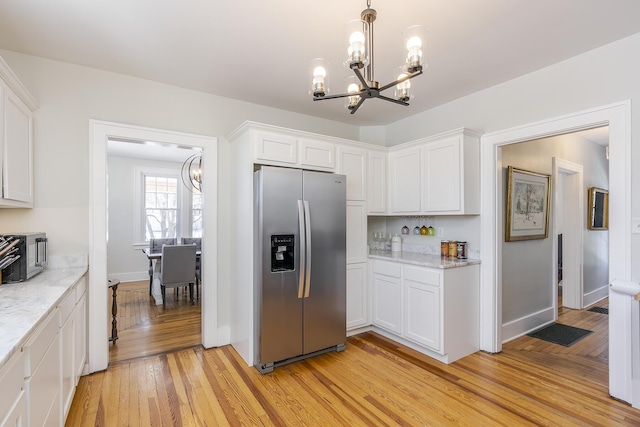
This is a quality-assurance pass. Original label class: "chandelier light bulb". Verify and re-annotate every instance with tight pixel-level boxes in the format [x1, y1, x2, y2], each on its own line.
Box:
[395, 69, 412, 102]
[310, 59, 328, 97]
[348, 31, 366, 66]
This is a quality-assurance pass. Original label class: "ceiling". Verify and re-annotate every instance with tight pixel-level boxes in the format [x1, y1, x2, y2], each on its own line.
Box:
[1, 1, 639, 127]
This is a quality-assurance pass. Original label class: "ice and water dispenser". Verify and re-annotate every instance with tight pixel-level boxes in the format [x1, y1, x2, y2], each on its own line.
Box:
[271, 235, 294, 272]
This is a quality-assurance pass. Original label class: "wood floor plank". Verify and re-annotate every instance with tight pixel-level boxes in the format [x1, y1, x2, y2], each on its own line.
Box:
[68, 296, 640, 426]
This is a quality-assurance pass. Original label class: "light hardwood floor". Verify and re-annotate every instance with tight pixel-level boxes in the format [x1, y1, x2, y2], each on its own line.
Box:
[108, 280, 201, 364]
[71, 295, 640, 426]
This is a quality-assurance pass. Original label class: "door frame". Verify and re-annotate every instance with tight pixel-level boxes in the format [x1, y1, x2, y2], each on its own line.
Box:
[88, 120, 218, 373]
[552, 158, 584, 310]
[480, 101, 631, 402]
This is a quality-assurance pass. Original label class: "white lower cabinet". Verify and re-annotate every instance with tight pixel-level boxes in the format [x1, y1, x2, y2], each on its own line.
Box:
[0, 274, 87, 427]
[23, 310, 61, 427]
[403, 266, 441, 351]
[371, 261, 403, 334]
[346, 263, 367, 330]
[0, 350, 26, 427]
[371, 259, 479, 363]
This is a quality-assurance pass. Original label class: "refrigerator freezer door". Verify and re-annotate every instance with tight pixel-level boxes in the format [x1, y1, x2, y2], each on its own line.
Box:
[302, 170, 347, 354]
[256, 167, 304, 365]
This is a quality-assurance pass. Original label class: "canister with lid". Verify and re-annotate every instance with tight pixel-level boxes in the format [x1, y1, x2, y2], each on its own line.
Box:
[440, 241, 449, 257]
[448, 241, 457, 258]
[456, 241, 468, 259]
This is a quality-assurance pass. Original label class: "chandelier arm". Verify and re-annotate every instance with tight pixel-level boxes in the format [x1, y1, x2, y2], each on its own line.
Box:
[313, 92, 352, 101]
[352, 67, 371, 90]
[378, 70, 424, 93]
[377, 94, 410, 106]
[349, 96, 367, 114]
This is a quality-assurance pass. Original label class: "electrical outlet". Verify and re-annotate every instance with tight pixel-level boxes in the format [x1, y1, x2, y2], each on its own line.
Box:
[437, 227, 444, 237]
[632, 218, 640, 234]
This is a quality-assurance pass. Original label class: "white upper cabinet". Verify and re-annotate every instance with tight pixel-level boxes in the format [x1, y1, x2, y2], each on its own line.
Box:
[346, 201, 367, 264]
[299, 138, 335, 170]
[388, 147, 422, 214]
[388, 129, 480, 216]
[367, 151, 386, 213]
[422, 132, 480, 214]
[254, 131, 298, 165]
[337, 146, 367, 201]
[0, 56, 38, 208]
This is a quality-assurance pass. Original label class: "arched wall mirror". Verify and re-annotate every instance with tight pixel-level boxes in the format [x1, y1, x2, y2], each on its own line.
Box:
[587, 187, 608, 230]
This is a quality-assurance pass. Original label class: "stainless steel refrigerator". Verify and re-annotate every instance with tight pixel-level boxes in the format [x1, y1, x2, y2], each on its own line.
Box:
[254, 166, 346, 373]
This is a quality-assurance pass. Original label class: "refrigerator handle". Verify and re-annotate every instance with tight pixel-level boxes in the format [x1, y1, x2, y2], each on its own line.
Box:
[303, 200, 312, 298]
[297, 200, 306, 299]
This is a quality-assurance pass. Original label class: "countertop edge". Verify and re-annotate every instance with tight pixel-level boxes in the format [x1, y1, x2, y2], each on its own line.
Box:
[368, 251, 481, 269]
[0, 266, 88, 368]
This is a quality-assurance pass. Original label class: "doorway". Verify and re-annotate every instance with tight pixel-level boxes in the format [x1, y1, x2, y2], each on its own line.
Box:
[88, 120, 218, 373]
[106, 138, 203, 362]
[480, 101, 631, 404]
[553, 157, 585, 312]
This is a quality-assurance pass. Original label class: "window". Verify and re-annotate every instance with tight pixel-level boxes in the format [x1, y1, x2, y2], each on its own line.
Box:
[144, 175, 178, 240]
[134, 166, 201, 244]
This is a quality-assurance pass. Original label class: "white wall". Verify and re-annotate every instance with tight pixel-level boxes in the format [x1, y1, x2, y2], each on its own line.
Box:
[107, 155, 190, 282]
[385, 33, 640, 285]
[0, 49, 362, 345]
[501, 134, 609, 326]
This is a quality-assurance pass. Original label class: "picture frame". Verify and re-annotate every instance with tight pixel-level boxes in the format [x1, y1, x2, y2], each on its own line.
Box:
[587, 187, 608, 230]
[505, 166, 551, 242]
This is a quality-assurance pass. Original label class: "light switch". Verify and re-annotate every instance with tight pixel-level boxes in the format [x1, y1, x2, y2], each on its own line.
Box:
[632, 218, 640, 234]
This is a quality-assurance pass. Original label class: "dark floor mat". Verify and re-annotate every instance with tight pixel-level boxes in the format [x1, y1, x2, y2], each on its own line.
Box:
[587, 307, 608, 314]
[527, 323, 593, 347]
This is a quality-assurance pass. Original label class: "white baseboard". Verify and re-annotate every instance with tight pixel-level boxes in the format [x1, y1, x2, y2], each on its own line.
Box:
[107, 271, 148, 283]
[583, 285, 609, 307]
[502, 306, 555, 344]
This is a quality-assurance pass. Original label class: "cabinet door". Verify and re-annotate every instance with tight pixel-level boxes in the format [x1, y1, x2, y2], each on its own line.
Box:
[25, 333, 60, 427]
[254, 131, 298, 164]
[337, 147, 366, 201]
[2, 85, 33, 204]
[372, 262, 402, 334]
[74, 293, 87, 379]
[367, 151, 386, 213]
[422, 137, 461, 212]
[388, 147, 421, 213]
[0, 350, 25, 426]
[403, 266, 442, 352]
[299, 138, 335, 170]
[60, 310, 75, 418]
[346, 201, 367, 264]
[346, 263, 367, 330]
[0, 392, 25, 427]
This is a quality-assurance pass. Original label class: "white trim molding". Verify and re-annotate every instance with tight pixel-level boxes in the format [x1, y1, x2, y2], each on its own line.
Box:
[89, 120, 218, 373]
[480, 101, 631, 403]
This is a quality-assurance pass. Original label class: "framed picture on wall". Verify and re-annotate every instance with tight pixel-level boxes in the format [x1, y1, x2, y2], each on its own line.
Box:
[587, 187, 608, 230]
[505, 166, 551, 242]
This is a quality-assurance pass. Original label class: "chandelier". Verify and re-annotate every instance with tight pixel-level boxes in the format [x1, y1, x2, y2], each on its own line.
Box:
[310, 0, 425, 114]
[181, 153, 202, 192]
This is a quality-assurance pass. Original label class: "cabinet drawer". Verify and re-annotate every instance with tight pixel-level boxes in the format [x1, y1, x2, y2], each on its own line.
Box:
[373, 261, 402, 278]
[58, 289, 75, 325]
[404, 266, 441, 286]
[23, 310, 59, 377]
[75, 276, 87, 303]
[0, 350, 25, 421]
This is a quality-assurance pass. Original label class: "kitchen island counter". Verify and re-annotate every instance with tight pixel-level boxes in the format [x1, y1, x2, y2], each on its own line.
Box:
[0, 265, 87, 367]
[368, 250, 480, 269]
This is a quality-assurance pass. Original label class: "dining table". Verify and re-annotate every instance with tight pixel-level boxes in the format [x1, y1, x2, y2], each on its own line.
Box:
[143, 247, 201, 305]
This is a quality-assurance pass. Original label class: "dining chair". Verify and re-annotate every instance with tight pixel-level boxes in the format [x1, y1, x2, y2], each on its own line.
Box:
[159, 244, 197, 310]
[181, 237, 202, 299]
[148, 238, 176, 295]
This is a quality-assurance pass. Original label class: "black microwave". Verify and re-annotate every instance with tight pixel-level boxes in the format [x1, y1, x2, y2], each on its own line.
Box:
[1, 232, 48, 283]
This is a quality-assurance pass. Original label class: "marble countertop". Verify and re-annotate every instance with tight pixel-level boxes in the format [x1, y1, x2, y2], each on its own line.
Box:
[368, 250, 481, 269]
[0, 266, 87, 367]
